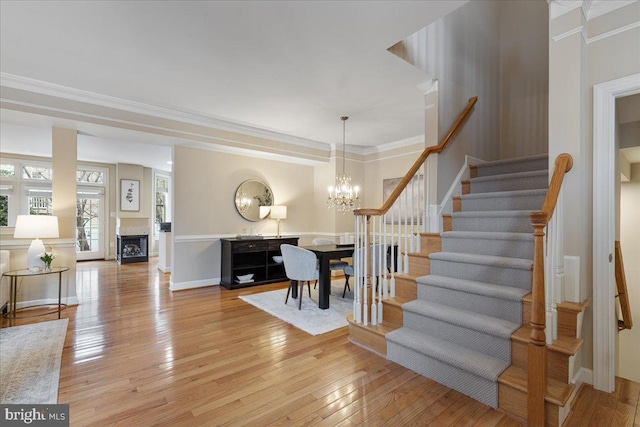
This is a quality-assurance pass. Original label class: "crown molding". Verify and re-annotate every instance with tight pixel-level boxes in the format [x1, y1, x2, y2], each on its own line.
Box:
[362, 134, 425, 156]
[550, 0, 637, 20]
[0, 73, 329, 152]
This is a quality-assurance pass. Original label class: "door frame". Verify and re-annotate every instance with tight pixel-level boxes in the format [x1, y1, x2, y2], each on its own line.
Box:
[592, 73, 640, 392]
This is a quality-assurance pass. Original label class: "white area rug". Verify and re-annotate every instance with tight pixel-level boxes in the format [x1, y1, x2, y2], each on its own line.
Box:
[240, 281, 353, 335]
[0, 318, 68, 404]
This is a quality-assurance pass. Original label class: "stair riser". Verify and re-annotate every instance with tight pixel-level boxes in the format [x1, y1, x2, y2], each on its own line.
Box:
[442, 236, 534, 260]
[430, 259, 532, 290]
[403, 311, 512, 362]
[387, 341, 500, 408]
[471, 174, 548, 194]
[420, 233, 442, 255]
[452, 216, 534, 233]
[476, 158, 549, 178]
[461, 193, 545, 212]
[348, 322, 387, 357]
[408, 256, 430, 277]
[394, 276, 417, 300]
[383, 301, 403, 325]
[498, 383, 561, 426]
[417, 283, 522, 324]
[511, 340, 571, 383]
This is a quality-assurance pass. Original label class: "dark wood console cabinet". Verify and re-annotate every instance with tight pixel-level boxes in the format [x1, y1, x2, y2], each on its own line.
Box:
[220, 237, 298, 289]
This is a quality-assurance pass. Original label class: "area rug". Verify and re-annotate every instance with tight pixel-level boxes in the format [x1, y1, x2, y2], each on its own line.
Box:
[0, 318, 68, 404]
[240, 281, 353, 335]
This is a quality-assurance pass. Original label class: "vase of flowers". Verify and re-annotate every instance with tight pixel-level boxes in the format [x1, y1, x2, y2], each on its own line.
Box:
[39, 251, 57, 272]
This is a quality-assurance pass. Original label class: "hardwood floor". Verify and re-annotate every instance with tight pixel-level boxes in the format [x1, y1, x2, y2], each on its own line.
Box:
[3, 258, 638, 426]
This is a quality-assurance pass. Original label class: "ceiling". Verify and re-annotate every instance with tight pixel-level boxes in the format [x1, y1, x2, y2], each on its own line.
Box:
[0, 1, 468, 170]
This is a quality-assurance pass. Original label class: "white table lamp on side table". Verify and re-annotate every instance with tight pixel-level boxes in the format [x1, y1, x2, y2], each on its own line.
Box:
[270, 206, 287, 238]
[13, 215, 60, 272]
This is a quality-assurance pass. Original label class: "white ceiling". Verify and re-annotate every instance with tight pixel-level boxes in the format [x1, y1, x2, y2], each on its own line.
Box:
[0, 0, 468, 170]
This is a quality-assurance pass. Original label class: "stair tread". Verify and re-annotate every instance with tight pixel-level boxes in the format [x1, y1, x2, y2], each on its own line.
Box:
[347, 314, 401, 336]
[512, 326, 584, 355]
[383, 296, 413, 306]
[470, 169, 548, 183]
[417, 275, 529, 302]
[498, 365, 575, 406]
[460, 188, 547, 200]
[442, 231, 533, 241]
[402, 300, 519, 339]
[557, 299, 590, 313]
[387, 327, 510, 381]
[473, 153, 549, 169]
[451, 210, 534, 218]
[408, 252, 429, 259]
[429, 252, 533, 271]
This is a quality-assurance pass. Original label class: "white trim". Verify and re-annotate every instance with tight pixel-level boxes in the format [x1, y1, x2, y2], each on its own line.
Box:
[550, 0, 584, 20]
[437, 155, 485, 222]
[592, 73, 640, 393]
[362, 135, 425, 156]
[587, 21, 640, 44]
[552, 26, 585, 42]
[158, 265, 171, 273]
[585, 0, 638, 20]
[0, 238, 75, 250]
[572, 367, 594, 386]
[550, 0, 636, 20]
[169, 278, 219, 291]
[0, 73, 329, 151]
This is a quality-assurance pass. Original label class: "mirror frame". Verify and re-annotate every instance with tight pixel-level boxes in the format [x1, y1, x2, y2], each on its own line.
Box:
[234, 180, 273, 222]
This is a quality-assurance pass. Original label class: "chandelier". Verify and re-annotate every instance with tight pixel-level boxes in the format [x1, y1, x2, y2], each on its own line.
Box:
[327, 116, 360, 214]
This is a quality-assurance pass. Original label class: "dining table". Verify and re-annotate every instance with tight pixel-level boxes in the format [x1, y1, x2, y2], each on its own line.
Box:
[296, 243, 354, 309]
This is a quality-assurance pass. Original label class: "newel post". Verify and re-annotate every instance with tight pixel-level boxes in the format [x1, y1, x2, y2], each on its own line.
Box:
[528, 211, 548, 425]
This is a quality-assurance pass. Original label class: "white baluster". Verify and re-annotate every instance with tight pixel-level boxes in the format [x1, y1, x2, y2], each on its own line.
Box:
[390, 209, 396, 298]
[382, 215, 389, 300]
[378, 216, 384, 323]
[354, 215, 361, 324]
[370, 218, 377, 326]
[404, 189, 409, 274]
[363, 220, 368, 326]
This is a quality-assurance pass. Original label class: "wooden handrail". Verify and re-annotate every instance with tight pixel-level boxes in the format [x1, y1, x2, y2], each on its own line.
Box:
[354, 96, 477, 217]
[527, 152, 573, 426]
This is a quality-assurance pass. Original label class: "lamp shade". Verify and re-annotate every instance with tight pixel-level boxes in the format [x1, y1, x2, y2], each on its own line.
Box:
[259, 206, 271, 219]
[14, 215, 60, 239]
[270, 206, 287, 220]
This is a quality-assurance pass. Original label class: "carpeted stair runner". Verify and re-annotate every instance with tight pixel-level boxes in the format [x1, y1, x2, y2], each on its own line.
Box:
[387, 153, 548, 409]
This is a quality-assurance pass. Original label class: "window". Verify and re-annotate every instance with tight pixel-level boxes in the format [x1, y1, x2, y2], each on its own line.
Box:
[77, 168, 104, 184]
[0, 195, 7, 226]
[22, 165, 52, 181]
[0, 164, 15, 178]
[154, 173, 171, 236]
[28, 190, 53, 215]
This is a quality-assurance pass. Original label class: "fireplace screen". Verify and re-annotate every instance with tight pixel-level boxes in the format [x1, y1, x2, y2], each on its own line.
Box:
[117, 235, 149, 264]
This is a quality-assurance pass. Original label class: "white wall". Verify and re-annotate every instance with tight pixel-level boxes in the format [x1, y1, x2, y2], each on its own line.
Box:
[549, 1, 640, 376]
[171, 145, 319, 288]
[390, 0, 549, 203]
[617, 163, 640, 382]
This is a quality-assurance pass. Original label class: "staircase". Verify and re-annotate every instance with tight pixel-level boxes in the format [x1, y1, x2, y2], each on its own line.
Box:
[348, 153, 586, 425]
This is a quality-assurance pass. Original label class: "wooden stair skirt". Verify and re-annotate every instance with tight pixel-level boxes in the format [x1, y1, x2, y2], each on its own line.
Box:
[347, 226, 589, 426]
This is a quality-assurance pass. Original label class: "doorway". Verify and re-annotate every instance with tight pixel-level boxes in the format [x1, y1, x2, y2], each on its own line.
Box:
[592, 73, 640, 392]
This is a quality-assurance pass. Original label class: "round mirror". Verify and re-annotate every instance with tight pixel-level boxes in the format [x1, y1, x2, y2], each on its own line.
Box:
[234, 180, 274, 222]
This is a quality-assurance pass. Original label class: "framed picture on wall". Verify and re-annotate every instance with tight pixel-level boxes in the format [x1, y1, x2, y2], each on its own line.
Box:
[120, 179, 140, 212]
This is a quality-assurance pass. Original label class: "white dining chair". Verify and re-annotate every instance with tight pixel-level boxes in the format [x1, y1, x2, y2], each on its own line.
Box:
[281, 244, 319, 310]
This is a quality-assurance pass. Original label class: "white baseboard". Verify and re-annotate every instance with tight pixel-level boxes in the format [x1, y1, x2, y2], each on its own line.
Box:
[573, 367, 593, 386]
[158, 265, 171, 273]
[170, 277, 219, 291]
[437, 155, 485, 230]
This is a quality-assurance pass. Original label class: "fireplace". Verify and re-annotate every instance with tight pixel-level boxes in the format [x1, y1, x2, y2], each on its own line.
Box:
[116, 235, 149, 264]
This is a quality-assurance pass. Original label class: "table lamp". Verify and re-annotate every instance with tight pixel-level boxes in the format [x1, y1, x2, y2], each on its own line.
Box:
[13, 215, 60, 272]
[270, 206, 287, 238]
